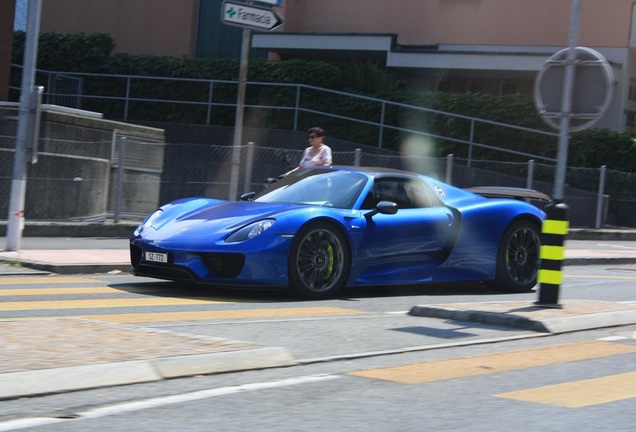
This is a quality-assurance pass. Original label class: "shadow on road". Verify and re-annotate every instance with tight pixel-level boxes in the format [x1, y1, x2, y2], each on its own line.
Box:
[107, 279, 529, 303]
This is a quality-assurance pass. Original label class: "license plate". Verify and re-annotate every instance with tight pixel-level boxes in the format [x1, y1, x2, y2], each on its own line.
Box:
[145, 252, 168, 263]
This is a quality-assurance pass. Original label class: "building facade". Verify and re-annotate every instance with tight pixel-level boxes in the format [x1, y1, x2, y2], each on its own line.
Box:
[29, 0, 636, 132]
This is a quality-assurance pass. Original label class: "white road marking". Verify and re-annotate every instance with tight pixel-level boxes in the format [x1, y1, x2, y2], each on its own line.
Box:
[0, 374, 341, 431]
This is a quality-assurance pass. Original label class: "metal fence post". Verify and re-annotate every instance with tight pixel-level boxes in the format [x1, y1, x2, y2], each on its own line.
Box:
[468, 120, 475, 168]
[445, 154, 454, 185]
[294, 85, 301, 131]
[124, 77, 131, 121]
[206, 80, 214, 126]
[595, 165, 607, 229]
[243, 142, 255, 194]
[113, 136, 126, 223]
[527, 159, 535, 189]
[354, 148, 361, 167]
[378, 101, 386, 148]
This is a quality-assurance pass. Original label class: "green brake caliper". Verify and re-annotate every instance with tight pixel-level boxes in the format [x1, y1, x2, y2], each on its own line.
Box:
[322, 241, 334, 280]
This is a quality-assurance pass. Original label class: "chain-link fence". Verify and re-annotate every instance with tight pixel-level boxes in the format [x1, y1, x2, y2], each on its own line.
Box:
[1, 137, 634, 228]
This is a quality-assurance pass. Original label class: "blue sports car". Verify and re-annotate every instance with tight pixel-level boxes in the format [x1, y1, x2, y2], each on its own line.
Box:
[130, 166, 547, 299]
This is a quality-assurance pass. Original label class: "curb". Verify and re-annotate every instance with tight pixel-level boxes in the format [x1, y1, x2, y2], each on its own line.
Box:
[0, 347, 297, 400]
[0, 222, 140, 238]
[564, 257, 636, 266]
[2, 261, 132, 275]
[568, 229, 636, 241]
[408, 300, 636, 333]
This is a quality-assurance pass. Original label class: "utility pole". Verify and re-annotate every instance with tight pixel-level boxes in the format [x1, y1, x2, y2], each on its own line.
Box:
[6, 0, 42, 251]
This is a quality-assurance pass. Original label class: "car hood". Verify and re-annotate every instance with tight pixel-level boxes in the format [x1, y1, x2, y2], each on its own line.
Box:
[143, 199, 308, 242]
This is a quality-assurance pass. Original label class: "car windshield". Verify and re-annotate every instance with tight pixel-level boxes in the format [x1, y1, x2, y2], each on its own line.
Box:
[255, 169, 368, 209]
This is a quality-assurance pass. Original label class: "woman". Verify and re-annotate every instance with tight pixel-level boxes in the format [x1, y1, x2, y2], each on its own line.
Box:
[283, 127, 332, 177]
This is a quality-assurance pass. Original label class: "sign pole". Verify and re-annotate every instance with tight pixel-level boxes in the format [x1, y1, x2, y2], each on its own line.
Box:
[221, 0, 283, 199]
[228, 25, 251, 201]
[553, 0, 581, 202]
[535, 0, 580, 308]
[6, 0, 42, 251]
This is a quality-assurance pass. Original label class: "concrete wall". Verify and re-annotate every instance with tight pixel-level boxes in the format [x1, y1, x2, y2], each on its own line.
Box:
[1, 149, 111, 219]
[0, 104, 165, 220]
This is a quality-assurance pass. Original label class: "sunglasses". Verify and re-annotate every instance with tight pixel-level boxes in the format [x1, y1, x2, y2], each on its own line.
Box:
[307, 135, 317, 139]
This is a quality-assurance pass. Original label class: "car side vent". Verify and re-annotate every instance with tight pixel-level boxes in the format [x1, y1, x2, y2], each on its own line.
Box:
[201, 253, 246, 278]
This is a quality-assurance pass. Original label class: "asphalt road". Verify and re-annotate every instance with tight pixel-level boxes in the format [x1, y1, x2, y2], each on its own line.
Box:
[1, 232, 636, 431]
[1, 264, 636, 431]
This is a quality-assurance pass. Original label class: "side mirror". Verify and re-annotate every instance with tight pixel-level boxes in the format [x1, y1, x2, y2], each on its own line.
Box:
[240, 191, 256, 201]
[377, 200, 399, 214]
[365, 200, 398, 217]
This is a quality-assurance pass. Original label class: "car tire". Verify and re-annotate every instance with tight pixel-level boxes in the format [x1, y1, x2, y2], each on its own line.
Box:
[489, 220, 541, 293]
[288, 221, 350, 299]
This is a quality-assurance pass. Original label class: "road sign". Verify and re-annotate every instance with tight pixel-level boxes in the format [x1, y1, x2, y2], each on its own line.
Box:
[534, 46, 615, 132]
[253, 0, 283, 5]
[222, 1, 283, 32]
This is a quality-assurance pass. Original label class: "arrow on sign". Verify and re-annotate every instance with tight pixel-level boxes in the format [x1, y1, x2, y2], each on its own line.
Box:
[222, 1, 283, 31]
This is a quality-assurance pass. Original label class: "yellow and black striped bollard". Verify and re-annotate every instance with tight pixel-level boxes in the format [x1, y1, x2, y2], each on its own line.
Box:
[535, 202, 570, 308]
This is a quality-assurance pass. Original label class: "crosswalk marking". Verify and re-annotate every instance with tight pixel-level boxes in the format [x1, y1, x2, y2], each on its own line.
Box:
[348, 341, 636, 384]
[0, 276, 99, 285]
[0, 277, 365, 322]
[0, 287, 170, 296]
[0, 297, 234, 310]
[1, 277, 634, 409]
[3, 307, 365, 323]
[496, 371, 636, 408]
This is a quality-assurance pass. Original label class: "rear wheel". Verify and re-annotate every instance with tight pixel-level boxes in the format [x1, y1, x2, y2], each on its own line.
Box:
[489, 220, 541, 293]
[289, 221, 350, 300]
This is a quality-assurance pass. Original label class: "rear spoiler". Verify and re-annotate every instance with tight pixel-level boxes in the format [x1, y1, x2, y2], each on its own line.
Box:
[465, 187, 552, 206]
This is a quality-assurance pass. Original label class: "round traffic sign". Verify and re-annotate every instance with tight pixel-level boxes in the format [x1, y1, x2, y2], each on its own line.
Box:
[534, 47, 615, 132]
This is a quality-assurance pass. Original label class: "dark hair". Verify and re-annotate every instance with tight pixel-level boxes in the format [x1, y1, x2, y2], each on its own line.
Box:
[307, 126, 325, 138]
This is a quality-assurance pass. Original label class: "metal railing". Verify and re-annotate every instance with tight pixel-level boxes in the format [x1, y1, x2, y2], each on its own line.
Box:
[9, 65, 560, 164]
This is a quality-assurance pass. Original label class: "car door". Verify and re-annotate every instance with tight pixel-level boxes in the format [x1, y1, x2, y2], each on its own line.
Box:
[359, 179, 458, 283]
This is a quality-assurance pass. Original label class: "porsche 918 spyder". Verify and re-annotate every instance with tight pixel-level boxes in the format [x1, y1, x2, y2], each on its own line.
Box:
[130, 166, 546, 299]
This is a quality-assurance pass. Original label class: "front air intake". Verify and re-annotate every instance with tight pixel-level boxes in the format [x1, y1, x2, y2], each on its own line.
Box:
[201, 253, 245, 278]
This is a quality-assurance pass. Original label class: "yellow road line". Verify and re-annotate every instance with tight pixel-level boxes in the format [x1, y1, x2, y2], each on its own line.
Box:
[496, 371, 636, 408]
[0, 287, 180, 296]
[0, 276, 100, 285]
[348, 341, 636, 384]
[3, 307, 364, 323]
[0, 297, 234, 310]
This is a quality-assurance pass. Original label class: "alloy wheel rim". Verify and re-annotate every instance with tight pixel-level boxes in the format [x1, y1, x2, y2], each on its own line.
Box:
[505, 227, 540, 284]
[296, 229, 344, 292]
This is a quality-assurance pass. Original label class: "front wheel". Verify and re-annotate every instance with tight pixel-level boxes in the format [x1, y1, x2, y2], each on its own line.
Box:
[288, 222, 350, 300]
[488, 220, 541, 293]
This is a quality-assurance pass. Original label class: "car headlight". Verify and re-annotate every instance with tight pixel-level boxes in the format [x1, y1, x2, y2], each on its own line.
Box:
[226, 219, 275, 243]
[134, 209, 163, 235]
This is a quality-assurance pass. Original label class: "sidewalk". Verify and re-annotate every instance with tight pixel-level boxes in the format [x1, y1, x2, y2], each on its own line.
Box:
[1, 232, 636, 400]
[0, 318, 297, 400]
[0, 224, 635, 273]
